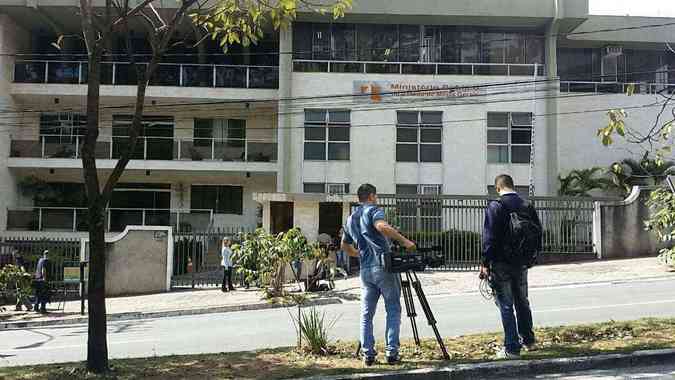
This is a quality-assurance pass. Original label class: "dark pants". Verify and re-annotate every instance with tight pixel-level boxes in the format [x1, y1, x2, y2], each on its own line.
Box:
[491, 262, 535, 354]
[222, 267, 234, 291]
[33, 280, 48, 312]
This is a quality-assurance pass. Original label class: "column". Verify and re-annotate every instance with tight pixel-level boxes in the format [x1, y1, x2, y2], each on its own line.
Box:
[277, 26, 293, 192]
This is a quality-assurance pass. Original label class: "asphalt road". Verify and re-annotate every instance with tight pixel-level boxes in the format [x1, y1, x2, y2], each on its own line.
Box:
[1, 277, 675, 368]
[504, 363, 675, 379]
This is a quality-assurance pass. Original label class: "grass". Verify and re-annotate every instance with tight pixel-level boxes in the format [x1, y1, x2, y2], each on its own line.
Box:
[1, 318, 675, 380]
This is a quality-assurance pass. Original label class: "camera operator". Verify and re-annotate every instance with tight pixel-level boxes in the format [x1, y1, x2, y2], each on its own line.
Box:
[341, 184, 416, 366]
[481, 174, 541, 360]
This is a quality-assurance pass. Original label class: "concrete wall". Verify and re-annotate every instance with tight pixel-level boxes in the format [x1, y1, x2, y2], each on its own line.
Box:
[597, 187, 661, 259]
[82, 226, 173, 296]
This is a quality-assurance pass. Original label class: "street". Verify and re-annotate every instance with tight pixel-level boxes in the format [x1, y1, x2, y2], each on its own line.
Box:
[1, 277, 675, 367]
[505, 363, 675, 379]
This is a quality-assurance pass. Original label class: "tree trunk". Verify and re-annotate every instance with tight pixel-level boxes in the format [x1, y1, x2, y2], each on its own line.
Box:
[81, 52, 109, 373]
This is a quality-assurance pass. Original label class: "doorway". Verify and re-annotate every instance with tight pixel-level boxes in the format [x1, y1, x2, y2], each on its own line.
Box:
[270, 201, 294, 235]
[318, 202, 343, 241]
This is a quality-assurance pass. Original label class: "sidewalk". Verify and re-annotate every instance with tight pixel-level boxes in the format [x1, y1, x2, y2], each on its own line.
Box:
[1, 257, 673, 329]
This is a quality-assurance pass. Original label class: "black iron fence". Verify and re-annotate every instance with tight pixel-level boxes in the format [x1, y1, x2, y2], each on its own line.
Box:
[0, 236, 81, 283]
[172, 226, 253, 288]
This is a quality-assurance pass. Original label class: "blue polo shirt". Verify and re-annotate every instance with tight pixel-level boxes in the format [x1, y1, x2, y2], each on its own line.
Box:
[343, 204, 390, 269]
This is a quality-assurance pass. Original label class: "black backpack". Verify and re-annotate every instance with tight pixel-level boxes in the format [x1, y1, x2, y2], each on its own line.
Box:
[499, 200, 542, 268]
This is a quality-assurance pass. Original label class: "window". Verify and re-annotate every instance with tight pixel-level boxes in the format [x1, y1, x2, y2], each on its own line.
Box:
[303, 183, 350, 194]
[112, 115, 174, 160]
[194, 119, 246, 147]
[190, 185, 243, 215]
[304, 109, 350, 161]
[395, 184, 442, 232]
[487, 112, 533, 164]
[487, 185, 530, 198]
[40, 113, 86, 144]
[396, 111, 442, 163]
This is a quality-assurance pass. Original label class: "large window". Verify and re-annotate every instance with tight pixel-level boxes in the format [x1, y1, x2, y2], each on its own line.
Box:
[487, 112, 533, 164]
[304, 109, 350, 161]
[396, 111, 442, 163]
[194, 119, 246, 147]
[293, 22, 545, 66]
[303, 183, 350, 194]
[190, 185, 243, 215]
[40, 113, 86, 144]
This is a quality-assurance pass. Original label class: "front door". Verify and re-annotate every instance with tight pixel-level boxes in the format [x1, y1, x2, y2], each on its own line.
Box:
[270, 201, 294, 235]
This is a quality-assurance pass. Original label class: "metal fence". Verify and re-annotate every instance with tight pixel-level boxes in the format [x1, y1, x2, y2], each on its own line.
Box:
[0, 236, 81, 284]
[172, 226, 253, 288]
[369, 194, 607, 271]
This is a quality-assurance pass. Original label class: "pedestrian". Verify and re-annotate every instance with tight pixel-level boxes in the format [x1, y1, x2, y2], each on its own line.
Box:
[481, 174, 542, 360]
[342, 184, 416, 366]
[33, 250, 50, 314]
[221, 237, 234, 292]
[335, 228, 349, 275]
[12, 249, 32, 312]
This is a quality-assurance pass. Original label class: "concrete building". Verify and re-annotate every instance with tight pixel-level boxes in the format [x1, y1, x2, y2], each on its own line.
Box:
[0, 0, 673, 240]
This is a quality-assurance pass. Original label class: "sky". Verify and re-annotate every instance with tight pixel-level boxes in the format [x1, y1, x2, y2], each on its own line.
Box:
[590, 0, 675, 17]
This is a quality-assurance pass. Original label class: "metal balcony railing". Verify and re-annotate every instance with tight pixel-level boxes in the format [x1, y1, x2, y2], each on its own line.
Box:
[10, 135, 278, 163]
[13, 60, 279, 89]
[6, 207, 214, 233]
[293, 59, 545, 76]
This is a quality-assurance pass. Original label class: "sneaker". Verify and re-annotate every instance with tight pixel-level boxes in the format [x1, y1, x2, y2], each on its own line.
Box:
[386, 355, 401, 365]
[495, 348, 520, 360]
[523, 342, 536, 352]
[363, 356, 375, 367]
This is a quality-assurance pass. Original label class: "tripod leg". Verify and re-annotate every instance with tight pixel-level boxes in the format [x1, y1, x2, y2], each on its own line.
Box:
[400, 273, 420, 346]
[410, 272, 450, 360]
[355, 341, 361, 358]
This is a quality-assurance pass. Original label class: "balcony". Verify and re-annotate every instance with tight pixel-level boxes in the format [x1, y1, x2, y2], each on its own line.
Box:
[10, 135, 278, 163]
[293, 60, 545, 77]
[559, 81, 675, 94]
[13, 60, 279, 89]
[6, 207, 214, 233]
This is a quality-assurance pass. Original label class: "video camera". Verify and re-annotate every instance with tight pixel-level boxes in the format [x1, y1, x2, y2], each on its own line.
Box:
[384, 245, 445, 273]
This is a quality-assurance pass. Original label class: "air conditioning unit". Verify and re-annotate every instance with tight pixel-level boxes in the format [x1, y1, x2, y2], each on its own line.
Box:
[604, 46, 623, 57]
[327, 183, 348, 195]
[420, 185, 441, 195]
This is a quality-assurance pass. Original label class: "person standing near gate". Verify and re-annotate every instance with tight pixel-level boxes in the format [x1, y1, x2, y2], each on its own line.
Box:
[481, 174, 542, 360]
[341, 184, 416, 366]
[33, 250, 50, 314]
[221, 237, 234, 292]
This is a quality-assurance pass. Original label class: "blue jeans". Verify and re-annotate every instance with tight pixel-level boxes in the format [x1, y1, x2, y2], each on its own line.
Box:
[360, 266, 401, 358]
[491, 262, 535, 354]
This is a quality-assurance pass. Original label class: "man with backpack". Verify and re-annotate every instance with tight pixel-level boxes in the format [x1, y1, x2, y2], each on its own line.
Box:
[481, 174, 542, 360]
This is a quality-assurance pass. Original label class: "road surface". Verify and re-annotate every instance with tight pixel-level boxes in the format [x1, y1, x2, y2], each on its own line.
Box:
[1, 277, 675, 367]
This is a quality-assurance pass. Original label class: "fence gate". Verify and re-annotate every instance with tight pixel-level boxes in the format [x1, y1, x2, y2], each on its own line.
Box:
[172, 227, 252, 288]
[353, 195, 605, 271]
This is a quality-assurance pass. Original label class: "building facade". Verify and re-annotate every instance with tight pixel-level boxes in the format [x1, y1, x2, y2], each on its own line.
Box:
[0, 0, 673, 239]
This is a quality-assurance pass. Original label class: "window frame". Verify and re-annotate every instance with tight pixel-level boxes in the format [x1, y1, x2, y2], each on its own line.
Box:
[303, 182, 350, 194]
[396, 111, 443, 163]
[40, 112, 87, 144]
[395, 184, 443, 232]
[486, 112, 533, 164]
[303, 109, 351, 161]
[190, 185, 244, 215]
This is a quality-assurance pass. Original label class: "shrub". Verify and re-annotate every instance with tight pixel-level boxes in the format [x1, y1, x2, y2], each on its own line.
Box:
[290, 306, 339, 355]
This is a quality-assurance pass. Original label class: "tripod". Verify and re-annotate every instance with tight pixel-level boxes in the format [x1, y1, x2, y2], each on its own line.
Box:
[355, 270, 450, 360]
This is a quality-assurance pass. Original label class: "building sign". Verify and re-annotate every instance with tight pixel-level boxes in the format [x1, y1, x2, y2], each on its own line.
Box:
[354, 80, 482, 103]
[63, 265, 87, 284]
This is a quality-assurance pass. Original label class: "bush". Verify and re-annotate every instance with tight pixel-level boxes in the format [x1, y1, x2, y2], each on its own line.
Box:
[291, 306, 339, 355]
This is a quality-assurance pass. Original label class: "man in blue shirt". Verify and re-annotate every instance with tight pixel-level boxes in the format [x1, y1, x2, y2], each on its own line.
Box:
[482, 175, 540, 360]
[341, 184, 416, 366]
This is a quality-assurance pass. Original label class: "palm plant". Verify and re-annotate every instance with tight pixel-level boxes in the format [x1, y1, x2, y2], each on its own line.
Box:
[558, 167, 613, 197]
[608, 153, 675, 196]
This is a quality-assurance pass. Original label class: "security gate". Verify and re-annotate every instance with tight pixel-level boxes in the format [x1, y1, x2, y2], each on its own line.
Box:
[172, 227, 252, 288]
[353, 194, 606, 271]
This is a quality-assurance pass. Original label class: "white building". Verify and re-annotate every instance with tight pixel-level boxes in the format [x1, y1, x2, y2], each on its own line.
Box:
[0, 0, 673, 240]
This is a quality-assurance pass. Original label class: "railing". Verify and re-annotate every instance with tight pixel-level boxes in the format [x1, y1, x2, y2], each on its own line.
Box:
[0, 236, 81, 285]
[13, 60, 279, 89]
[370, 194, 616, 270]
[560, 81, 675, 94]
[10, 135, 278, 163]
[6, 207, 214, 233]
[293, 59, 545, 76]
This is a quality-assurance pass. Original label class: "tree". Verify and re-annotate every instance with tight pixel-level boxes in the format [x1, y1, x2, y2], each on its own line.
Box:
[71, 0, 351, 373]
[557, 167, 613, 197]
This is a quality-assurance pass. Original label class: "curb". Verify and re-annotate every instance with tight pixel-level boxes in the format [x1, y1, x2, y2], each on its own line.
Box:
[0, 297, 342, 330]
[294, 348, 675, 380]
